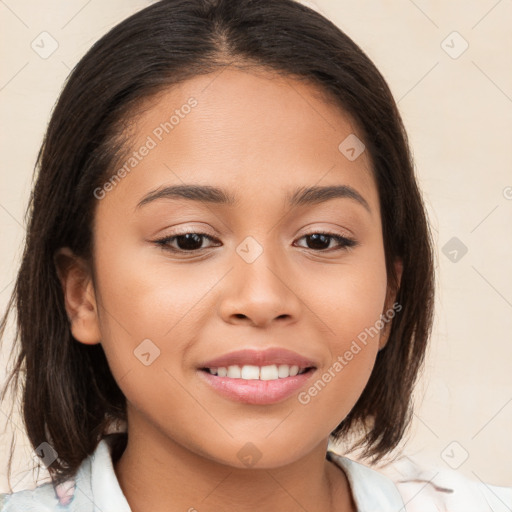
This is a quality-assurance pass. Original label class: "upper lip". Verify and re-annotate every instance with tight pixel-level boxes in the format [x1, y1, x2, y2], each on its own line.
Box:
[199, 348, 318, 370]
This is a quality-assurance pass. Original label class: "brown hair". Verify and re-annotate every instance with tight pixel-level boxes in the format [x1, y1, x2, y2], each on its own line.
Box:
[0, 0, 434, 488]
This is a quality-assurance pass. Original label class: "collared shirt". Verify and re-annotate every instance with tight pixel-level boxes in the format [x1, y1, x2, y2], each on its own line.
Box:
[1, 435, 511, 511]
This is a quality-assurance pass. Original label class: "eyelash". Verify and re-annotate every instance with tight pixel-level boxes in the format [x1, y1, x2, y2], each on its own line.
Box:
[153, 230, 357, 254]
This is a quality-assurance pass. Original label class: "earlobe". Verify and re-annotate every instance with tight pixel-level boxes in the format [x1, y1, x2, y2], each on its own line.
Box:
[378, 258, 403, 351]
[54, 247, 101, 345]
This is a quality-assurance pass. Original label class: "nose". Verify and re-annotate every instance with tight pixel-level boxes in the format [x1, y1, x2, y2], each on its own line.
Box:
[218, 242, 302, 328]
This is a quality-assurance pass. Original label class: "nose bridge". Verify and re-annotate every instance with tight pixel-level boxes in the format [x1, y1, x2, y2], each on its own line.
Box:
[235, 233, 288, 298]
[219, 233, 300, 326]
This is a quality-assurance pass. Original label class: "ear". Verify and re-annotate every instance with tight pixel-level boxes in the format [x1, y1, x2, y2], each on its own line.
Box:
[378, 258, 403, 351]
[54, 247, 101, 345]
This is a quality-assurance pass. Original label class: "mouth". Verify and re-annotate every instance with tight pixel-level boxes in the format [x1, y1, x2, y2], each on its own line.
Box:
[197, 348, 318, 404]
[200, 364, 315, 380]
[197, 360, 317, 405]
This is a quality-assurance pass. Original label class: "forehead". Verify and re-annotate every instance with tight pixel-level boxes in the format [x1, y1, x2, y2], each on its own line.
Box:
[103, 66, 379, 215]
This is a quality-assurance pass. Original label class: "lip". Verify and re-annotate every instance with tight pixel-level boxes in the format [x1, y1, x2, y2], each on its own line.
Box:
[197, 347, 318, 405]
[197, 367, 317, 405]
[199, 348, 318, 370]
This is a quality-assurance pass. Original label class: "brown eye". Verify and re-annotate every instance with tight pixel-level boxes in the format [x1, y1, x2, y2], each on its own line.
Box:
[295, 232, 357, 251]
[173, 233, 205, 251]
[155, 232, 221, 253]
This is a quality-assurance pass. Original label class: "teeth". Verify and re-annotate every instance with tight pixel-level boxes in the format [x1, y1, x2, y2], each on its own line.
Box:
[206, 364, 305, 380]
[241, 365, 260, 380]
[260, 365, 279, 380]
[227, 365, 241, 378]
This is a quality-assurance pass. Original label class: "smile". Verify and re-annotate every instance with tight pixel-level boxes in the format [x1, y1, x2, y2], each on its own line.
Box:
[202, 364, 310, 380]
[197, 365, 316, 405]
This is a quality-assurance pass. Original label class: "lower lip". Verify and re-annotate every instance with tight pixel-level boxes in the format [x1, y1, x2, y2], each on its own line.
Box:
[197, 369, 316, 405]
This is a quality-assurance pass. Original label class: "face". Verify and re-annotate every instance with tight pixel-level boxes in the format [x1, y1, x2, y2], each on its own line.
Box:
[64, 67, 399, 469]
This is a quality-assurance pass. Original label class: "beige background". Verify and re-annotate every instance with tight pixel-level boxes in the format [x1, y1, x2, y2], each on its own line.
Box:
[1, 0, 511, 492]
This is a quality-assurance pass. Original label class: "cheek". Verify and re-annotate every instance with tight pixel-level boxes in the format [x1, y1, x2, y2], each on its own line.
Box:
[93, 251, 197, 351]
[91, 232, 230, 411]
[302, 246, 388, 406]
[310, 245, 389, 348]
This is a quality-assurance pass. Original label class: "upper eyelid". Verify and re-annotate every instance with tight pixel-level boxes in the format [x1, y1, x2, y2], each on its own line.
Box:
[155, 228, 354, 240]
[157, 221, 355, 237]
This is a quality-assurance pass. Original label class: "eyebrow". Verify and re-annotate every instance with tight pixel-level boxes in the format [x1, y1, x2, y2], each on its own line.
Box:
[136, 184, 371, 213]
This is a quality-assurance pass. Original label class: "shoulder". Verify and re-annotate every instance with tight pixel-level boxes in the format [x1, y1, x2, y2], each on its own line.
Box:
[0, 456, 92, 511]
[382, 455, 512, 512]
[0, 434, 129, 512]
[330, 450, 512, 512]
[328, 450, 512, 511]
[0, 482, 63, 511]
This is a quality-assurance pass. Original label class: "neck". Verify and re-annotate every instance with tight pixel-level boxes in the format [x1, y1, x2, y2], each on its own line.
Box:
[113, 424, 356, 512]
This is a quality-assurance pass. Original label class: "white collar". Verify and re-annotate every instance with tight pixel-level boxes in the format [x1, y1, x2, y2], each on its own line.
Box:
[87, 436, 131, 511]
[327, 450, 406, 511]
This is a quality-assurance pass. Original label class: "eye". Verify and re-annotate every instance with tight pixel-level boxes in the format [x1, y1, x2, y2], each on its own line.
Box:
[154, 232, 221, 253]
[294, 232, 357, 252]
[153, 230, 357, 255]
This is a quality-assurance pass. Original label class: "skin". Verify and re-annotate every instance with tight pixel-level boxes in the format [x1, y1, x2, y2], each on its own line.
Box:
[57, 67, 401, 512]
